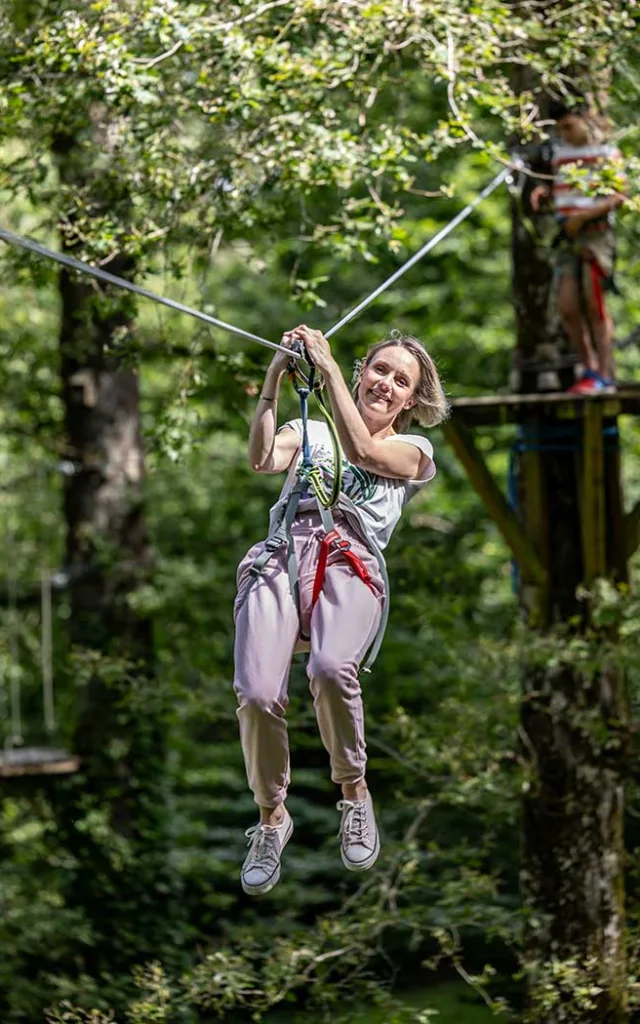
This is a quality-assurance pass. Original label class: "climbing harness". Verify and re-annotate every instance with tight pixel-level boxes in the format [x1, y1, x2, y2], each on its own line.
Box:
[242, 484, 390, 671]
[311, 525, 376, 607]
[553, 219, 617, 321]
[587, 254, 607, 324]
[239, 342, 389, 669]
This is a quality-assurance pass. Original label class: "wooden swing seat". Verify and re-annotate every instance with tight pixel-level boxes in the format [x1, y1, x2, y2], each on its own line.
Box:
[0, 746, 80, 778]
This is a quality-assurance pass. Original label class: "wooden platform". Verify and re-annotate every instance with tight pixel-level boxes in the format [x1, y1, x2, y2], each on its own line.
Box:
[441, 387, 640, 607]
[0, 746, 80, 778]
[450, 388, 640, 426]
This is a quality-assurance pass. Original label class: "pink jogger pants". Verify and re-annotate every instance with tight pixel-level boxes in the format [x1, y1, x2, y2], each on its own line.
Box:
[233, 509, 385, 808]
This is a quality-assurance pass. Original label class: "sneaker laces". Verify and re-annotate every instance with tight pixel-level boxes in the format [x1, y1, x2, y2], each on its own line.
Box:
[244, 822, 282, 873]
[336, 799, 370, 847]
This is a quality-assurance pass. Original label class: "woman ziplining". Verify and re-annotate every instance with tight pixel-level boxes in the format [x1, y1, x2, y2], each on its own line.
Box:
[233, 325, 448, 895]
[0, 168, 499, 807]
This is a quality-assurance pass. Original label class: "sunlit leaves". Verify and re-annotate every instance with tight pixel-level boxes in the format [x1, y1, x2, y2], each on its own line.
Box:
[1, 0, 637, 274]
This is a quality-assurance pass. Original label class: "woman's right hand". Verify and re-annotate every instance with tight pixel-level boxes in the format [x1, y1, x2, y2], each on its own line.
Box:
[270, 331, 299, 372]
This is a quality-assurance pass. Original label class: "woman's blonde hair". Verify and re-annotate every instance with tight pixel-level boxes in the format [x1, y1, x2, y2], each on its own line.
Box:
[353, 331, 449, 432]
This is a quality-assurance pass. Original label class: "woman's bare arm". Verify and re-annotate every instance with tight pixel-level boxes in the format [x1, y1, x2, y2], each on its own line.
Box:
[248, 338, 301, 474]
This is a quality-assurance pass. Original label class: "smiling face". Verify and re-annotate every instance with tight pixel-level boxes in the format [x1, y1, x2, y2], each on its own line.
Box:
[356, 344, 421, 434]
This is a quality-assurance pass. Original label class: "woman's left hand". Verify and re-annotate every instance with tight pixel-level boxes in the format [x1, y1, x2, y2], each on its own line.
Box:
[291, 325, 337, 374]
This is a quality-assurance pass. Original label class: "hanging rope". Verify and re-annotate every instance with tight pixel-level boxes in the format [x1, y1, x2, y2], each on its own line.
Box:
[0, 225, 299, 360]
[7, 570, 22, 748]
[325, 166, 511, 338]
[40, 569, 55, 735]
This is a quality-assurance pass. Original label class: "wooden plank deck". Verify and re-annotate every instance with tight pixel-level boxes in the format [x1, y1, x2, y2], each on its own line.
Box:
[450, 387, 640, 426]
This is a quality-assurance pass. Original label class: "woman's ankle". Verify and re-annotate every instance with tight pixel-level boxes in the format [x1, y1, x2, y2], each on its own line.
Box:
[259, 804, 285, 826]
[342, 781, 368, 802]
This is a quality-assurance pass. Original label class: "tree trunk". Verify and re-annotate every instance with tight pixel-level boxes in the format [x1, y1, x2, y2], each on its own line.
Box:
[512, 154, 629, 1022]
[50, 132, 183, 985]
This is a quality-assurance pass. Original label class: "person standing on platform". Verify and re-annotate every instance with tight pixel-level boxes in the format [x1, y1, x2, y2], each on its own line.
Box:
[531, 100, 626, 393]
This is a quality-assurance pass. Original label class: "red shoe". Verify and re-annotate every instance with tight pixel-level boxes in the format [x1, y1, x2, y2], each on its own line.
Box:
[566, 372, 605, 395]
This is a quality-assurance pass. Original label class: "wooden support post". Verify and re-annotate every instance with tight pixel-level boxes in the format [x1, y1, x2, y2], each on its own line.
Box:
[520, 438, 550, 623]
[582, 402, 606, 581]
[625, 500, 640, 560]
[520, 448, 545, 554]
[442, 419, 547, 587]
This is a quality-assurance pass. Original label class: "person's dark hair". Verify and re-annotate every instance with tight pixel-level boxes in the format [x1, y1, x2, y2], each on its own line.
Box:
[549, 97, 588, 122]
[352, 331, 449, 432]
[549, 93, 611, 142]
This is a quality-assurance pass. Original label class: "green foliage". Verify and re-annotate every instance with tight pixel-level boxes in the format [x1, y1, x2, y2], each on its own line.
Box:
[1, 0, 637, 282]
[0, 2, 639, 1022]
[520, 956, 613, 1024]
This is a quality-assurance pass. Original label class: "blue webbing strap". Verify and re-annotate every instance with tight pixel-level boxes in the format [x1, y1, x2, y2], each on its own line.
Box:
[288, 343, 314, 492]
[299, 388, 313, 486]
[511, 422, 619, 454]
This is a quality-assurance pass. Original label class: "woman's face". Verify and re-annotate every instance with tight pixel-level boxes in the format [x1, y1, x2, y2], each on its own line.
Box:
[556, 114, 589, 146]
[357, 345, 421, 428]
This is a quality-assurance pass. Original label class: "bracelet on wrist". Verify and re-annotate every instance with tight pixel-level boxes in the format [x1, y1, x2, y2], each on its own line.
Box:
[260, 394, 277, 402]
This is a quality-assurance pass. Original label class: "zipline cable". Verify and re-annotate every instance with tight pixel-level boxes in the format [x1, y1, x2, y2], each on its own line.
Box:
[325, 165, 511, 339]
[1, 166, 511, 356]
[0, 225, 299, 359]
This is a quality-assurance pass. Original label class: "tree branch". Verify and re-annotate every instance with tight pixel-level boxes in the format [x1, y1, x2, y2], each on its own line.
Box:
[134, 39, 185, 70]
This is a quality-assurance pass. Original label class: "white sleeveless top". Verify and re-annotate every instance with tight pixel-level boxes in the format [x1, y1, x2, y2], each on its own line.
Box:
[268, 418, 435, 551]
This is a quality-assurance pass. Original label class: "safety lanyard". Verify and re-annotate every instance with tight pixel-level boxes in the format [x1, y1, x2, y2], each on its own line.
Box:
[287, 347, 343, 509]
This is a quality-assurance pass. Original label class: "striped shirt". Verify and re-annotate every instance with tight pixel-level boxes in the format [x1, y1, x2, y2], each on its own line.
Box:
[552, 141, 622, 218]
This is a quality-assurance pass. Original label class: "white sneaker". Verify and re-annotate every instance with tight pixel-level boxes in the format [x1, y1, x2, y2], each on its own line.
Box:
[336, 791, 380, 872]
[241, 808, 293, 895]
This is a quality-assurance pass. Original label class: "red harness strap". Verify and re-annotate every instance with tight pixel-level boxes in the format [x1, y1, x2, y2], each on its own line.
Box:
[587, 254, 607, 324]
[312, 529, 376, 607]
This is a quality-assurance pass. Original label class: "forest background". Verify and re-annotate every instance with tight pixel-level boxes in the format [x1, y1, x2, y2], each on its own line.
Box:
[1, 2, 640, 1022]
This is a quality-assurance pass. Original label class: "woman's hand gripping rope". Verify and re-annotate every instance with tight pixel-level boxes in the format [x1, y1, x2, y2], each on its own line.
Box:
[285, 325, 343, 509]
[269, 331, 299, 374]
[291, 325, 337, 375]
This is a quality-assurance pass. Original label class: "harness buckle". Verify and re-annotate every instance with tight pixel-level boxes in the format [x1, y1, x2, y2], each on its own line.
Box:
[262, 530, 286, 556]
[326, 531, 351, 554]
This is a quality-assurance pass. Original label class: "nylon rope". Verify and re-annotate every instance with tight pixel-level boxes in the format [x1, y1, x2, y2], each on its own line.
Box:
[0, 225, 300, 359]
[41, 568, 55, 735]
[7, 569, 22, 747]
[325, 166, 511, 339]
